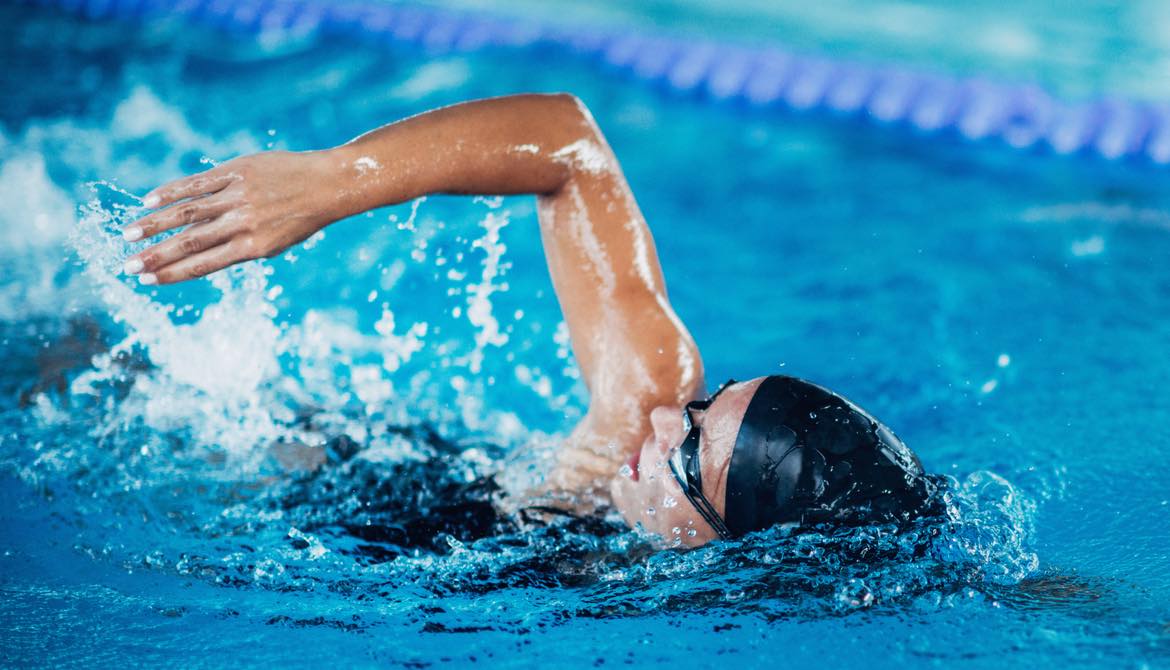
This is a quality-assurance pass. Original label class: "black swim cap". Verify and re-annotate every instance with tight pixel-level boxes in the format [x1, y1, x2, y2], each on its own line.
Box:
[723, 375, 934, 537]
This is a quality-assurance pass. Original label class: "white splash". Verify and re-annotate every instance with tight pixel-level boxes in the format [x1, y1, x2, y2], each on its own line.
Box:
[460, 210, 511, 374]
[374, 307, 428, 373]
[70, 187, 288, 458]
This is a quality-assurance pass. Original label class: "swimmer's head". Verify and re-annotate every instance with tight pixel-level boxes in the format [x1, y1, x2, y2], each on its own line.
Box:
[609, 375, 935, 547]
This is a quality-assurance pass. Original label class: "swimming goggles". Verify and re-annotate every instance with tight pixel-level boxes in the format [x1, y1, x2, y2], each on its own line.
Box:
[667, 379, 736, 540]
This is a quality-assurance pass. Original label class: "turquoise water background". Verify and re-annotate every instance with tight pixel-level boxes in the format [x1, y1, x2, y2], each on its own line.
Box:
[2, 2, 1169, 668]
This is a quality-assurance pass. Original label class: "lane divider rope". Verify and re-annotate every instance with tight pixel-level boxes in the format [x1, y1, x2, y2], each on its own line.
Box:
[18, 0, 1170, 165]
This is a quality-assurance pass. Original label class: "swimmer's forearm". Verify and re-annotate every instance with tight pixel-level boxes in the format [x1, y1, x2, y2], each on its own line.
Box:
[123, 94, 600, 284]
[324, 93, 595, 215]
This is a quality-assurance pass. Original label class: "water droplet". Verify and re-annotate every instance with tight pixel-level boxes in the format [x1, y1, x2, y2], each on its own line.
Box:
[686, 529, 697, 537]
[809, 411, 817, 419]
[672, 526, 681, 535]
[645, 506, 656, 516]
[662, 495, 678, 508]
[618, 464, 634, 479]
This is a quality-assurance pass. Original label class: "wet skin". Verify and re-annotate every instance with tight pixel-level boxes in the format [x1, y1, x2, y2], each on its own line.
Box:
[125, 93, 749, 547]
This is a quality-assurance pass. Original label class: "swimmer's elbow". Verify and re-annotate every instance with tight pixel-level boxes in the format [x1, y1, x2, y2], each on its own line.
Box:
[545, 92, 587, 117]
[543, 92, 602, 143]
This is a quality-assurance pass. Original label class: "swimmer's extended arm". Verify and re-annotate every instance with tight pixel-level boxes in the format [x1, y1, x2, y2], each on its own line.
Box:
[127, 93, 703, 492]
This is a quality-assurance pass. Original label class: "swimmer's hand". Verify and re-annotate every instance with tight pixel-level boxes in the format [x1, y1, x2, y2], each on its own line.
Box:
[123, 150, 350, 284]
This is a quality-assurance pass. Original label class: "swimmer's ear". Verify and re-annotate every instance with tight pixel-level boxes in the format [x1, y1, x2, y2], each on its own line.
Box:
[142, 164, 238, 210]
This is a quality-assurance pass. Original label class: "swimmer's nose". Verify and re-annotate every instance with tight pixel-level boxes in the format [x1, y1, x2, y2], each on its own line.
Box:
[648, 406, 684, 455]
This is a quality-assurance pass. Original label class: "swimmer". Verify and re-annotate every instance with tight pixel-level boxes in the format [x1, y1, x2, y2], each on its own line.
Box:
[123, 94, 937, 547]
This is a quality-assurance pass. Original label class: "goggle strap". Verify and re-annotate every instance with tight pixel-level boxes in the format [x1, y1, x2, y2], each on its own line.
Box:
[685, 480, 734, 540]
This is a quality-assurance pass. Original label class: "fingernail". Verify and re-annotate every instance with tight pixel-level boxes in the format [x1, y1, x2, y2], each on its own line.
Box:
[143, 193, 160, 208]
[139, 273, 158, 286]
[123, 227, 143, 242]
[123, 258, 144, 274]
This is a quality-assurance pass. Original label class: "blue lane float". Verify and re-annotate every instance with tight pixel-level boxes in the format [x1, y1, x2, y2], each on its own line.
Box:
[15, 0, 1170, 166]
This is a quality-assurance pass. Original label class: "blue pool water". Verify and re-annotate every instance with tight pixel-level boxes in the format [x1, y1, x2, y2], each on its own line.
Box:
[3, 2, 1170, 668]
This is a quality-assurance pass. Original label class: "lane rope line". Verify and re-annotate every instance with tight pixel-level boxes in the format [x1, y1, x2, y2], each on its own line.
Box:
[18, 0, 1170, 165]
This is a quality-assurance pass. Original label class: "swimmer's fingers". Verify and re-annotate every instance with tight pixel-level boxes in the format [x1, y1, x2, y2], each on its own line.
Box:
[124, 218, 234, 277]
[144, 242, 250, 285]
[124, 191, 237, 242]
[142, 167, 238, 210]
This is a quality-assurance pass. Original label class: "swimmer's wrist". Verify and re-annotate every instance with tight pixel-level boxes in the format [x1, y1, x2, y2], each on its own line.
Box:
[309, 146, 378, 221]
[321, 143, 414, 217]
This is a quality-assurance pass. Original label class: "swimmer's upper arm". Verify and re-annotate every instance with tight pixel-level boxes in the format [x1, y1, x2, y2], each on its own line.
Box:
[532, 97, 704, 477]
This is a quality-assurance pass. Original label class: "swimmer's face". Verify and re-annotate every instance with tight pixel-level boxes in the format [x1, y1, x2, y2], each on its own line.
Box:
[609, 378, 764, 547]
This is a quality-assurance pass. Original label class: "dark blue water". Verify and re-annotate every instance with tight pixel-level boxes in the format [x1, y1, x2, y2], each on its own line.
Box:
[2, 4, 1170, 668]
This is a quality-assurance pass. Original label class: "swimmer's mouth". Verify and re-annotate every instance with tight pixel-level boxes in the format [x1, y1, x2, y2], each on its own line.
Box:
[627, 449, 641, 482]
